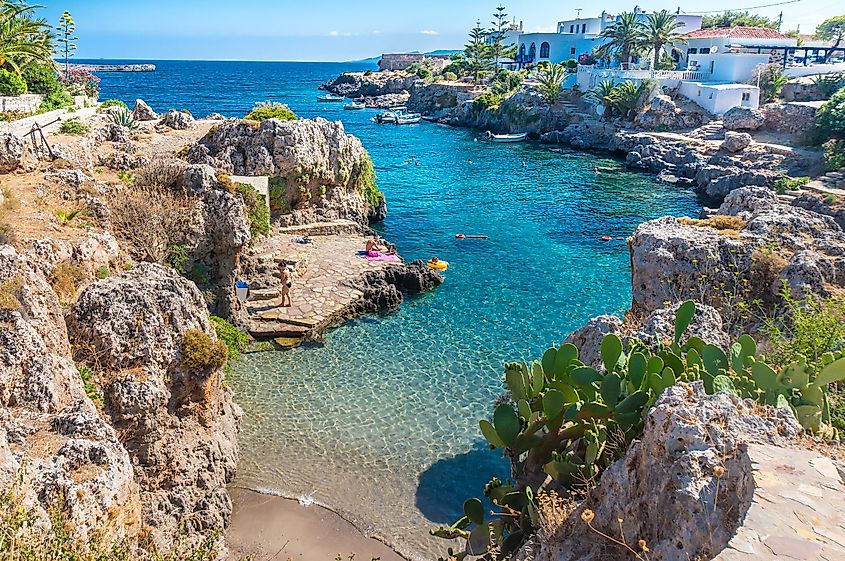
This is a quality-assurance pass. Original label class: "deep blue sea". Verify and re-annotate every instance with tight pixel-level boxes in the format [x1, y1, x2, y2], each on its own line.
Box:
[93, 60, 701, 559]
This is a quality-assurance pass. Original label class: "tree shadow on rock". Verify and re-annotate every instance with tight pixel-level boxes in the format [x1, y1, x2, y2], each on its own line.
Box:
[416, 443, 510, 525]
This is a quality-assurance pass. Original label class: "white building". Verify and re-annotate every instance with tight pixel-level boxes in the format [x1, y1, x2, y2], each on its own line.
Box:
[516, 10, 702, 66]
[678, 26, 798, 66]
[677, 82, 760, 114]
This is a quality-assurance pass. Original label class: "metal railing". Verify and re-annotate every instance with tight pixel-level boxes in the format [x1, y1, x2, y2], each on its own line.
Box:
[576, 66, 712, 81]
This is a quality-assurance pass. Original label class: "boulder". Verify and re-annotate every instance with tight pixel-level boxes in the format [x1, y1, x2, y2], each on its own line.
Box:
[722, 106, 765, 130]
[161, 109, 195, 130]
[761, 102, 818, 134]
[203, 112, 226, 120]
[564, 315, 624, 368]
[0, 133, 25, 174]
[132, 98, 158, 121]
[519, 383, 802, 561]
[722, 131, 752, 153]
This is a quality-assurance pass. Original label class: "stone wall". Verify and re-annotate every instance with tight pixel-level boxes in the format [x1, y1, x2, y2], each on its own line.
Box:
[379, 53, 426, 71]
[0, 94, 44, 114]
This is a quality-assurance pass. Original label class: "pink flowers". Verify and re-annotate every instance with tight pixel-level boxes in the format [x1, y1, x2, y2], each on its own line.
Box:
[59, 68, 100, 97]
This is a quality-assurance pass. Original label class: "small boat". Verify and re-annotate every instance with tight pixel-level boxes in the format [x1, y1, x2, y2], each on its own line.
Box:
[485, 132, 528, 143]
[318, 94, 345, 102]
[344, 101, 366, 110]
[374, 111, 398, 124]
[395, 112, 422, 125]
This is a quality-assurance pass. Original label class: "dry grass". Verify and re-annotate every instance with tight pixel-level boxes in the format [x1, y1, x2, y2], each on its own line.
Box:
[678, 215, 747, 238]
[134, 157, 188, 190]
[107, 184, 197, 263]
[50, 263, 87, 304]
[0, 276, 23, 311]
[216, 172, 236, 194]
[0, 185, 19, 246]
[537, 490, 579, 545]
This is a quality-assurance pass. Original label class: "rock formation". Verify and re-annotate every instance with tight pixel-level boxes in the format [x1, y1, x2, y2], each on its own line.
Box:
[133, 98, 158, 121]
[0, 133, 25, 173]
[161, 109, 196, 130]
[723, 107, 766, 131]
[516, 382, 806, 561]
[322, 71, 418, 99]
[187, 117, 385, 227]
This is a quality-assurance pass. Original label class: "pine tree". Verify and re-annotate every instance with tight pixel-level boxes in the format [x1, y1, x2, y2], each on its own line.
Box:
[465, 20, 493, 84]
[489, 5, 509, 67]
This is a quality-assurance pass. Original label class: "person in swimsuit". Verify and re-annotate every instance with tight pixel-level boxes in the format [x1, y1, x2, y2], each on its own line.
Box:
[279, 265, 292, 307]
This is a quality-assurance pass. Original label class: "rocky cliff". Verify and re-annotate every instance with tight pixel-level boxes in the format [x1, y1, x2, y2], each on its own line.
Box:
[187, 118, 386, 227]
[322, 71, 417, 99]
[1, 247, 239, 553]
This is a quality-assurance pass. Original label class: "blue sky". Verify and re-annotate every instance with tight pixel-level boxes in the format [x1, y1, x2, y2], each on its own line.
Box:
[46, 1, 844, 61]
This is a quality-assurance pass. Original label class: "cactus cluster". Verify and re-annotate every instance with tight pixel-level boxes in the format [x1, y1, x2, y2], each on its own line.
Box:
[108, 106, 139, 130]
[432, 301, 845, 561]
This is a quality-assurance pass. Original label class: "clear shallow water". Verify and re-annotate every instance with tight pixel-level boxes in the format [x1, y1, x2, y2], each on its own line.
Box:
[95, 60, 701, 559]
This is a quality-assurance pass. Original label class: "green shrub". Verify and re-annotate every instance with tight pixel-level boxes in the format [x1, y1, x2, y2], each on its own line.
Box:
[108, 106, 138, 129]
[268, 176, 290, 213]
[95, 265, 110, 280]
[754, 64, 789, 103]
[353, 153, 383, 209]
[235, 183, 270, 241]
[0, 69, 27, 96]
[38, 89, 74, 112]
[816, 87, 845, 141]
[443, 71, 458, 81]
[188, 261, 211, 286]
[432, 301, 845, 558]
[772, 175, 810, 194]
[244, 102, 297, 122]
[565, 58, 578, 70]
[22, 63, 60, 95]
[166, 244, 189, 274]
[78, 366, 103, 404]
[100, 98, 128, 110]
[473, 90, 504, 111]
[824, 139, 845, 171]
[58, 117, 89, 135]
[210, 316, 249, 364]
[811, 73, 845, 100]
[181, 329, 228, 370]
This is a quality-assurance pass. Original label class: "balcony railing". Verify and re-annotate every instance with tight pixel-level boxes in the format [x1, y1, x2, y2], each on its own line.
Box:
[576, 66, 712, 81]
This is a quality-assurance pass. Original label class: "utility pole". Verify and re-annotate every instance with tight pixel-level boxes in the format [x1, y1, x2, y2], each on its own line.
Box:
[777, 11, 783, 32]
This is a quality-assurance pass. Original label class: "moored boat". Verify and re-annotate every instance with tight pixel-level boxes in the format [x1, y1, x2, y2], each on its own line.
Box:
[395, 112, 422, 125]
[344, 101, 366, 110]
[318, 94, 345, 102]
[374, 111, 399, 124]
[485, 131, 528, 143]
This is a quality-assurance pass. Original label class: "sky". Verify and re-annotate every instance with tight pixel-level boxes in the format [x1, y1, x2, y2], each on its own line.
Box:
[44, 0, 844, 62]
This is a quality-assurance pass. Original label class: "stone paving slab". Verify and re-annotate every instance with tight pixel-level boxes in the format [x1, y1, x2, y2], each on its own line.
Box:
[714, 444, 845, 561]
[247, 232, 402, 340]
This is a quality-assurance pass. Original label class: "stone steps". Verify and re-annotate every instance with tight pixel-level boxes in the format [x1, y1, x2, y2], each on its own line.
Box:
[249, 320, 313, 339]
[275, 220, 362, 237]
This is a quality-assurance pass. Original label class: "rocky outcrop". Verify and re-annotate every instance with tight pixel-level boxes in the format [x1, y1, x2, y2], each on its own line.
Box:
[408, 81, 481, 116]
[541, 119, 618, 149]
[629, 187, 845, 316]
[0, 244, 140, 545]
[132, 98, 158, 121]
[322, 71, 418, 98]
[517, 382, 803, 561]
[161, 109, 195, 130]
[723, 106, 766, 131]
[67, 263, 241, 550]
[348, 260, 444, 315]
[0, 133, 25, 173]
[187, 117, 383, 227]
[634, 94, 709, 130]
[761, 102, 819, 135]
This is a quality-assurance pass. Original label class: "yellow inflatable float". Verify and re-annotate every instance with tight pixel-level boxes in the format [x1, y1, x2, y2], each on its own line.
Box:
[427, 258, 449, 271]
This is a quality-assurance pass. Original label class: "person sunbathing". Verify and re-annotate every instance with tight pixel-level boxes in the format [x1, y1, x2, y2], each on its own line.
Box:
[365, 234, 383, 256]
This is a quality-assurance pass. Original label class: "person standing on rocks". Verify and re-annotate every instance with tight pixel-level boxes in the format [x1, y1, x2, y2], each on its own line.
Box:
[279, 264, 292, 307]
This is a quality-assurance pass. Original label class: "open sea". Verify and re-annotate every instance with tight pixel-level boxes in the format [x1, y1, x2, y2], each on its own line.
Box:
[92, 59, 702, 560]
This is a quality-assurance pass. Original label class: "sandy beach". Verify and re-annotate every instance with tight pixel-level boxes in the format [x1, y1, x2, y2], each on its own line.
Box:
[227, 488, 406, 561]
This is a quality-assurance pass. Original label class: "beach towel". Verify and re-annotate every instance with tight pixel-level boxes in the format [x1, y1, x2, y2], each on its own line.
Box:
[358, 250, 400, 262]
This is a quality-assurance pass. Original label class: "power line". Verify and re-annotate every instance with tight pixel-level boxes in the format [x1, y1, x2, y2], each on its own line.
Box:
[680, 0, 801, 15]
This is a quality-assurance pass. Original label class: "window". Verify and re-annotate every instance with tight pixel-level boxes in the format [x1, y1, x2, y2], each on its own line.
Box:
[529, 43, 536, 60]
[708, 92, 714, 99]
[570, 47, 576, 55]
[742, 92, 751, 101]
[519, 44, 526, 58]
[540, 42, 550, 58]
[582, 23, 587, 33]
[688, 48, 698, 55]
[570, 25, 574, 33]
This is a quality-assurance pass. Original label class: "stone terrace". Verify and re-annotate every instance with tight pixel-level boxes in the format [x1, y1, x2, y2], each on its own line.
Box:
[240, 220, 402, 347]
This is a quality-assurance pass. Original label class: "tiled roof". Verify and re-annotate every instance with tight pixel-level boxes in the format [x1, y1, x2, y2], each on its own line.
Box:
[682, 26, 792, 40]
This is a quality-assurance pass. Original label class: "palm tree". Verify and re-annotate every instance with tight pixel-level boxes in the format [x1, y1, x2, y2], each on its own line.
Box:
[536, 63, 567, 105]
[639, 10, 687, 70]
[597, 12, 642, 69]
[585, 80, 617, 118]
[0, 2, 54, 73]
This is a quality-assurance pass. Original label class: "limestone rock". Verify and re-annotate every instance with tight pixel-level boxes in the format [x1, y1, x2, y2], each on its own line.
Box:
[347, 260, 444, 315]
[762, 102, 818, 134]
[0, 133, 25, 174]
[187, 118, 382, 227]
[132, 98, 158, 121]
[161, 109, 195, 130]
[723, 106, 765, 130]
[634, 302, 729, 349]
[564, 315, 624, 368]
[203, 112, 227, 120]
[323, 71, 418, 98]
[634, 95, 709, 130]
[519, 382, 802, 561]
[67, 262, 241, 549]
[722, 131, 752, 153]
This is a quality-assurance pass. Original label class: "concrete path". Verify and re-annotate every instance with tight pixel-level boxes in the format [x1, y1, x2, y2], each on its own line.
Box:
[715, 444, 845, 560]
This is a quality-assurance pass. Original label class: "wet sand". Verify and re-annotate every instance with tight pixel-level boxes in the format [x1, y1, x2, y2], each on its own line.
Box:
[227, 488, 406, 561]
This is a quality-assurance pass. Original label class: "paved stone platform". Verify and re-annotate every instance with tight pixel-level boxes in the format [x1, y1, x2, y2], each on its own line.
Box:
[715, 444, 845, 561]
[243, 230, 403, 346]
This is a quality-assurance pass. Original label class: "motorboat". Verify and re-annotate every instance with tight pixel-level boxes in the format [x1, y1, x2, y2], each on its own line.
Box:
[485, 131, 528, 143]
[374, 111, 399, 124]
[318, 94, 345, 102]
[344, 101, 366, 110]
[395, 112, 422, 125]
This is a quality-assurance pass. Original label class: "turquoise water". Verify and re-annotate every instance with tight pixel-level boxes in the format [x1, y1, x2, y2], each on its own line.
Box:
[96, 61, 701, 559]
